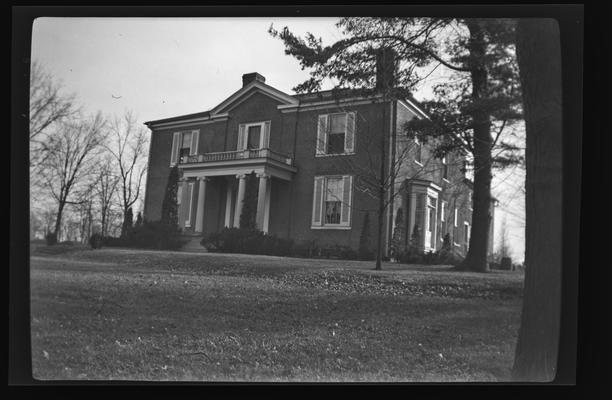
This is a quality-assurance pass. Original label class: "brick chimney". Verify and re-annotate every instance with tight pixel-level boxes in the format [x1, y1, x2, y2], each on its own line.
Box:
[375, 47, 398, 91]
[242, 72, 266, 87]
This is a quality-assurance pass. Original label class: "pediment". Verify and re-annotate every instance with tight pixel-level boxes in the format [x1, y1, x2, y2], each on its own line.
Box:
[210, 81, 298, 115]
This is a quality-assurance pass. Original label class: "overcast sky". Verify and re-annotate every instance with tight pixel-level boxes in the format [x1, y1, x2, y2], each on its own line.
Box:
[31, 17, 525, 261]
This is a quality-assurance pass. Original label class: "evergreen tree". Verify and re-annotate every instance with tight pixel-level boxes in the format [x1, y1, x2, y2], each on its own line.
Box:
[408, 224, 421, 255]
[161, 165, 180, 227]
[358, 212, 372, 260]
[239, 172, 258, 230]
[390, 208, 405, 260]
[135, 211, 143, 227]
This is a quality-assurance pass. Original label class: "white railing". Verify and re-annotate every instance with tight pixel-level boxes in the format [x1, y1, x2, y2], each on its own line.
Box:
[180, 148, 293, 166]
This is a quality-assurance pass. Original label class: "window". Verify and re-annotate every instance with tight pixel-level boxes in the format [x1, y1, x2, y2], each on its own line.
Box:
[441, 201, 446, 222]
[237, 121, 270, 151]
[414, 139, 422, 164]
[311, 175, 353, 228]
[327, 114, 346, 154]
[247, 125, 261, 150]
[316, 112, 355, 156]
[324, 177, 343, 224]
[180, 132, 192, 158]
[170, 130, 199, 165]
[442, 156, 449, 180]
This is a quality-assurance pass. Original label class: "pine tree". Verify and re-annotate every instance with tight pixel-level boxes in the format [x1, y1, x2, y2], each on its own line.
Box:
[161, 165, 179, 227]
[135, 211, 143, 227]
[358, 212, 372, 260]
[239, 172, 258, 230]
[390, 208, 405, 259]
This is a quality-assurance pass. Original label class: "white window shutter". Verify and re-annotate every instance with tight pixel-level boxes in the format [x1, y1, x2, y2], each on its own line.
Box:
[316, 115, 328, 155]
[312, 176, 325, 226]
[340, 175, 353, 226]
[170, 132, 181, 165]
[345, 112, 355, 153]
[190, 130, 199, 155]
[237, 124, 246, 150]
[263, 121, 271, 148]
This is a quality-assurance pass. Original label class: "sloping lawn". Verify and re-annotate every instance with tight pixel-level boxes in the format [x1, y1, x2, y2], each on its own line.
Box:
[30, 244, 524, 382]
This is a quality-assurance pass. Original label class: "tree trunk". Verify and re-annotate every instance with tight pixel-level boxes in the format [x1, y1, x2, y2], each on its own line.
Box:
[459, 20, 493, 273]
[375, 191, 385, 270]
[511, 18, 563, 382]
[52, 201, 66, 244]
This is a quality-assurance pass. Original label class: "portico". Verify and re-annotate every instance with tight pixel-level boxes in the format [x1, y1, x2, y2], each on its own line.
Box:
[177, 148, 296, 234]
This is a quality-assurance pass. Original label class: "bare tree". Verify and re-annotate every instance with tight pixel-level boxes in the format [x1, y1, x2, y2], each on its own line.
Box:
[39, 113, 107, 243]
[105, 111, 149, 237]
[94, 158, 120, 237]
[29, 61, 77, 167]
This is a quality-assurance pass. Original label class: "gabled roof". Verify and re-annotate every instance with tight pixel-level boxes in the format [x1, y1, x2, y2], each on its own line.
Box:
[144, 77, 429, 127]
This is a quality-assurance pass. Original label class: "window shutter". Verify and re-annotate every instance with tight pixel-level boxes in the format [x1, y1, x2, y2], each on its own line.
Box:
[263, 121, 271, 148]
[316, 115, 328, 155]
[177, 182, 183, 205]
[345, 112, 355, 153]
[312, 176, 324, 226]
[340, 175, 353, 226]
[190, 130, 199, 156]
[237, 124, 246, 150]
[170, 132, 181, 165]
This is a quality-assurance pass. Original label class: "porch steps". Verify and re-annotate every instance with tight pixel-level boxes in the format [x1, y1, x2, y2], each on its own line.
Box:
[180, 235, 208, 253]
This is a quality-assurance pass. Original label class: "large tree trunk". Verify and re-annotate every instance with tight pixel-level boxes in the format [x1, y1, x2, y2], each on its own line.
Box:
[459, 20, 493, 273]
[51, 201, 66, 244]
[511, 18, 563, 382]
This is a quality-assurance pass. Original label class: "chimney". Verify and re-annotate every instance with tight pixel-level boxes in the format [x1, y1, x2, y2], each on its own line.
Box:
[242, 72, 266, 87]
[375, 47, 398, 91]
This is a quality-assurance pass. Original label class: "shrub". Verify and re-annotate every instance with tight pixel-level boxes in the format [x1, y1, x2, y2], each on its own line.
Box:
[202, 227, 294, 257]
[161, 165, 180, 227]
[127, 220, 187, 250]
[89, 232, 103, 249]
[45, 231, 57, 245]
[390, 208, 405, 260]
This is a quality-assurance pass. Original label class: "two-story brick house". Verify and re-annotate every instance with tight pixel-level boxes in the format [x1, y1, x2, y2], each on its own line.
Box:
[143, 71, 492, 256]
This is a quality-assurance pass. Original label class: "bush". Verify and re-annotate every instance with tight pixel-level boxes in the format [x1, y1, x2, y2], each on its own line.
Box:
[45, 231, 57, 245]
[202, 227, 294, 257]
[396, 248, 463, 266]
[89, 233, 103, 249]
[102, 221, 187, 250]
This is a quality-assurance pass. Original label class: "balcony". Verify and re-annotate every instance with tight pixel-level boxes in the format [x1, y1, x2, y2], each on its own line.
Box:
[179, 148, 297, 181]
[180, 148, 294, 166]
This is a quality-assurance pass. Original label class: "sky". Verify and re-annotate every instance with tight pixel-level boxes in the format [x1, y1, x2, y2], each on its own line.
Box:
[31, 17, 525, 261]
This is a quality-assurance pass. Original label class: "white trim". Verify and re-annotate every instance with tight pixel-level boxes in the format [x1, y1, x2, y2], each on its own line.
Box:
[310, 226, 352, 230]
[279, 98, 380, 113]
[398, 99, 429, 120]
[312, 174, 353, 229]
[239, 121, 269, 150]
[147, 114, 229, 130]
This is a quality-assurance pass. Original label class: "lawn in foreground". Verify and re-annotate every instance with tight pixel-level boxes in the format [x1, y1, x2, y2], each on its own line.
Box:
[30, 244, 524, 382]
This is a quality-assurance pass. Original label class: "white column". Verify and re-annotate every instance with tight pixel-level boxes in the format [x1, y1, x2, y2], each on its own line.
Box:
[263, 177, 271, 233]
[194, 177, 208, 233]
[256, 173, 270, 232]
[233, 174, 247, 228]
[224, 178, 233, 228]
[408, 191, 417, 238]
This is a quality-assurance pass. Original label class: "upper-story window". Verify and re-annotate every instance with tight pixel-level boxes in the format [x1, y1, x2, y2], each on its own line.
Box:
[237, 121, 270, 151]
[414, 138, 423, 165]
[171, 130, 199, 166]
[311, 175, 353, 228]
[316, 112, 355, 156]
[442, 156, 449, 180]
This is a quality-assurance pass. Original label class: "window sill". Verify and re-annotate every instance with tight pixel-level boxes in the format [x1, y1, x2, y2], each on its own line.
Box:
[311, 225, 352, 230]
[315, 152, 355, 158]
[442, 178, 450, 183]
[414, 160, 423, 166]
[185, 223, 191, 228]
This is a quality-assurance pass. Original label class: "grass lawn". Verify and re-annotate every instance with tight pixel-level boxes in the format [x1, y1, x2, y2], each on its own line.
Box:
[30, 243, 524, 382]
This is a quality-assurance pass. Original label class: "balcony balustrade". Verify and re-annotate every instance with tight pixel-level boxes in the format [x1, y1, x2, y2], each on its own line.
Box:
[179, 148, 293, 166]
